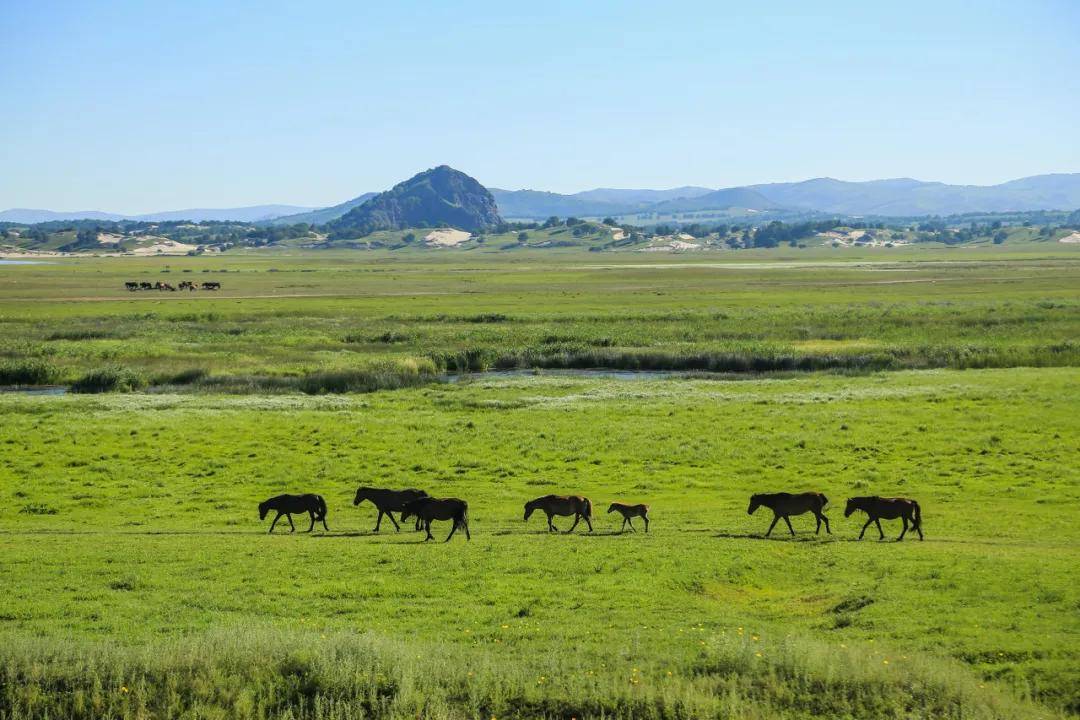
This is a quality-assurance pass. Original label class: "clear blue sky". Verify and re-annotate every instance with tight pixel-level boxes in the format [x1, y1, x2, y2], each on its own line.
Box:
[2, 0, 1078, 213]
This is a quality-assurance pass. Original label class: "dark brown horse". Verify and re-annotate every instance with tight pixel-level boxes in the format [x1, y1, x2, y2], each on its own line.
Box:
[259, 493, 328, 534]
[400, 497, 470, 542]
[607, 502, 649, 532]
[747, 492, 830, 537]
[845, 496, 923, 541]
[353, 486, 428, 532]
[524, 495, 593, 533]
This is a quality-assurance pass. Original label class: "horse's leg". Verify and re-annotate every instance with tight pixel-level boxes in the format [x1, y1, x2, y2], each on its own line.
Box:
[915, 515, 924, 541]
[268, 512, 282, 534]
[626, 517, 635, 533]
[374, 509, 384, 532]
[387, 511, 401, 532]
[783, 515, 795, 536]
[464, 518, 470, 540]
[875, 518, 885, 540]
[643, 515, 649, 533]
[765, 514, 780, 537]
[898, 515, 908, 541]
[306, 511, 315, 532]
[821, 512, 831, 535]
[620, 517, 628, 533]
[566, 514, 581, 534]
[424, 519, 434, 541]
[814, 512, 822, 534]
[445, 519, 458, 542]
[585, 514, 594, 532]
[859, 518, 872, 540]
[287, 514, 296, 533]
[321, 513, 329, 532]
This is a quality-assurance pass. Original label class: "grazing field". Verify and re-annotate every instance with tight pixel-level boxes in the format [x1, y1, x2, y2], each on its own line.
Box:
[1, 249, 1078, 719]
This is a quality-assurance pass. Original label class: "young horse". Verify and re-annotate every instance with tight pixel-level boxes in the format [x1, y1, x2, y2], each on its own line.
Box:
[607, 502, 649, 533]
[259, 494, 328, 534]
[844, 496, 923, 541]
[400, 497, 470, 542]
[353, 486, 428, 532]
[524, 495, 593, 533]
[747, 492, 830, 537]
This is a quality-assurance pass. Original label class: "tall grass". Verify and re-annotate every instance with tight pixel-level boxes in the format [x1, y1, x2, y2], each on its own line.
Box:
[0, 360, 59, 386]
[69, 365, 147, 393]
[0, 628, 1055, 720]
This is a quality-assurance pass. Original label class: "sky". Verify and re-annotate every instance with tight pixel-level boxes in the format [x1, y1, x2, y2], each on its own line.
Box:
[2, 0, 1079, 213]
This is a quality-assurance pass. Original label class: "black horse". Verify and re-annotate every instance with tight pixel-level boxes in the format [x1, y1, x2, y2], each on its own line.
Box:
[844, 496, 923, 541]
[353, 486, 428, 532]
[259, 494, 328, 534]
[747, 492, 831, 537]
[400, 497, 470, 542]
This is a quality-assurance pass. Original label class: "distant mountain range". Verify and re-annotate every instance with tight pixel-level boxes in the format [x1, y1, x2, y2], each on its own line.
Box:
[0, 205, 317, 224]
[4, 173, 1079, 226]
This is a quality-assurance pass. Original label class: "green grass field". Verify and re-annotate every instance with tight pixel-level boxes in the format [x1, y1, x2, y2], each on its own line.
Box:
[1, 248, 1078, 719]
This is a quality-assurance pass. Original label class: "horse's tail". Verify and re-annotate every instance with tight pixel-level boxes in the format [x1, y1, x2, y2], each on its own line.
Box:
[583, 497, 592, 518]
[315, 494, 328, 519]
[457, 501, 469, 528]
[911, 500, 921, 528]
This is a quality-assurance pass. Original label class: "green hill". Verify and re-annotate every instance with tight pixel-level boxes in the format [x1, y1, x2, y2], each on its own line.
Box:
[328, 166, 502, 237]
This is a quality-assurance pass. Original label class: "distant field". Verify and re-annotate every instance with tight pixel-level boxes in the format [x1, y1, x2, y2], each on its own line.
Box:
[0, 250, 1078, 719]
[1, 247, 1078, 387]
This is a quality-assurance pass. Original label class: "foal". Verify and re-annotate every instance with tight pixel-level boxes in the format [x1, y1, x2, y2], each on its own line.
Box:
[259, 494, 329, 534]
[747, 492, 830, 537]
[524, 495, 593, 533]
[400, 497, 470, 542]
[607, 502, 649, 532]
[844, 496, 923, 541]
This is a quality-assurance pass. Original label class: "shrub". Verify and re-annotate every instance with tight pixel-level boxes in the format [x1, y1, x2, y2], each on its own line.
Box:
[70, 366, 147, 394]
[0, 359, 60, 386]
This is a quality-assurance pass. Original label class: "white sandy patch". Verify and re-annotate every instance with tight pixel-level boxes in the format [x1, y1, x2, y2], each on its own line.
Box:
[1059, 232, 1080, 244]
[98, 232, 126, 245]
[677, 233, 696, 241]
[424, 229, 471, 247]
[130, 239, 198, 256]
[610, 228, 627, 241]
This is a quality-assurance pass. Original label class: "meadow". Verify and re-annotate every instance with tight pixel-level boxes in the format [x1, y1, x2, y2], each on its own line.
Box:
[0, 247, 1078, 719]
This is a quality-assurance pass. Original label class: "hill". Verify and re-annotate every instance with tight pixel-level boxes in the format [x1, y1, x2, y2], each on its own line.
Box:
[648, 187, 780, 213]
[490, 186, 714, 219]
[267, 193, 378, 226]
[747, 174, 1080, 216]
[328, 166, 502, 236]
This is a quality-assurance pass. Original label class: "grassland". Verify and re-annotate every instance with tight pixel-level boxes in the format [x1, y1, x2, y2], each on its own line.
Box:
[0, 247, 1078, 719]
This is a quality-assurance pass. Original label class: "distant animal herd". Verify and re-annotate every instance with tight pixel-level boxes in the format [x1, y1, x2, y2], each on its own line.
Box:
[124, 281, 220, 292]
[258, 489, 923, 543]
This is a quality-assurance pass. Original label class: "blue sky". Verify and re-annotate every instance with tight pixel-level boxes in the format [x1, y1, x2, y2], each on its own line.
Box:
[2, 0, 1078, 213]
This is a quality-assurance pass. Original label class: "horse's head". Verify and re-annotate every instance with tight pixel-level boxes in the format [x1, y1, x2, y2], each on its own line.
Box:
[844, 498, 858, 517]
[607, 503, 616, 514]
[353, 487, 367, 506]
[258, 501, 268, 520]
[747, 495, 762, 515]
[400, 501, 417, 522]
[523, 501, 535, 521]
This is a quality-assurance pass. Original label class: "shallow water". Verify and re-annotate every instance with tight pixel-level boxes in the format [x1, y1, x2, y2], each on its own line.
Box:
[0, 386, 68, 395]
[0, 259, 51, 265]
[441, 368, 687, 383]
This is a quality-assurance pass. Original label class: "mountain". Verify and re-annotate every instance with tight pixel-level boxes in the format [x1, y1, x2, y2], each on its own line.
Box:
[268, 193, 377, 226]
[0, 205, 316, 224]
[0, 209, 127, 223]
[490, 186, 714, 219]
[648, 187, 780, 214]
[329, 166, 502, 236]
[746, 174, 1080, 216]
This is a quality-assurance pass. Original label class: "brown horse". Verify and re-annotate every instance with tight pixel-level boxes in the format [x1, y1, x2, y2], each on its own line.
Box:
[400, 497, 470, 542]
[524, 495, 593, 533]
[259, 493, 328, 534]
[607, 502, 649, 532]
[353, 486, 428, 532]
[747, 492, 830, 537]
[845, 496, 923, 541]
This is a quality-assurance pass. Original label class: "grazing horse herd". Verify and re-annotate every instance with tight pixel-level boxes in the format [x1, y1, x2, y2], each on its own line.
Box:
[124, 281, 221, 292]
[260, 487, 923, 542]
